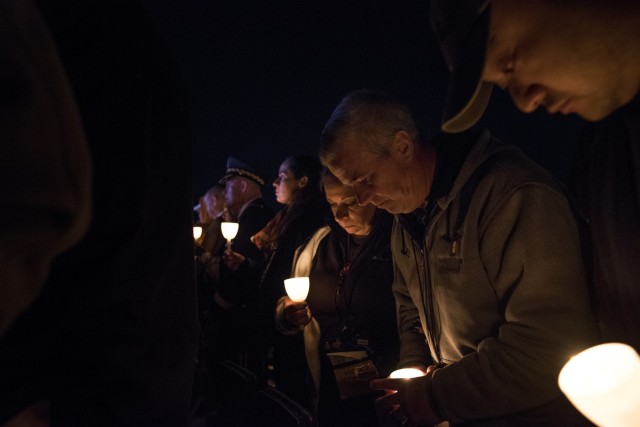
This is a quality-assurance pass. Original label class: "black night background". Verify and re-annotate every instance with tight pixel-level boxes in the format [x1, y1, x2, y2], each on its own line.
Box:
[141, 0, 584, 207]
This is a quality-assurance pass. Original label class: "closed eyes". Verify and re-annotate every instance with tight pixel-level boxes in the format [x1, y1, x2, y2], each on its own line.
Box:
[327, 198, 357, 208]
[486, 35, 517, 90]
[498, 51, 517, 89]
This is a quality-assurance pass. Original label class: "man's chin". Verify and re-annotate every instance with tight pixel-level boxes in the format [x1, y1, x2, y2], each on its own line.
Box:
[578, 107, 617, 122]
[571, 97, 627, 122]
[377, 202, 412, 215]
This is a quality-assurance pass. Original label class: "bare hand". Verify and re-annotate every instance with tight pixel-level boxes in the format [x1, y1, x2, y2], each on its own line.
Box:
[371, 368, 443, 426]
[283, 297, 312, 329]
[222, 248, 245, 271]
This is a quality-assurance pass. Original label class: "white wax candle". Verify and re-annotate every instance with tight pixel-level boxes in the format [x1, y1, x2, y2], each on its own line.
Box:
[390, 368, 426, 379]
[220, 222, 239, 240]
[193, 226, 203, 240]
[284, 277, 310, 302]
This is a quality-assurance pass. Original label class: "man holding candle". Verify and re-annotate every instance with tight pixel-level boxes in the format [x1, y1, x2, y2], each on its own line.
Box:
[206, 156, 274, 369]
[216, 156, 274, 305]
[193, 184, 227, 399]
[319, 89, 597, 426]
[195, 184, 226, 310]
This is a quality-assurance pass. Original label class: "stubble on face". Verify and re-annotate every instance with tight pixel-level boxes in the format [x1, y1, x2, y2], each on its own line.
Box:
[485, 0, 639, 121]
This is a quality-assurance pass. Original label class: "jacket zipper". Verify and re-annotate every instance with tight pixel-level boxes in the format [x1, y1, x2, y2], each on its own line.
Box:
[420, 209, 445, 366]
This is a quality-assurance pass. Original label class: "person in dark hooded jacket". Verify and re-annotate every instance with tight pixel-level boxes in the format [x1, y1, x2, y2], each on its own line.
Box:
[318, 89, 597, 427]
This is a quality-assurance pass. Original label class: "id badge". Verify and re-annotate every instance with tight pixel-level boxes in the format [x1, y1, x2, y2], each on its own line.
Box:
[326, 350, 380, 400]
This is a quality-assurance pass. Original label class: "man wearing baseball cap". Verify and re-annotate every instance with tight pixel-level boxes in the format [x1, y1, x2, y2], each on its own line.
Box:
[430, 0, 640, 354]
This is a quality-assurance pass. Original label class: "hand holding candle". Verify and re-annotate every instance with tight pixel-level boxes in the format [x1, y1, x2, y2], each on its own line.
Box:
[284, 277, 309, 302]
[220, 222, 243, 270]
[380, 367, 428, 398]
[283, 277, 311, 329]
[389, 367, 427, 379]
[371, 367, 443, 426]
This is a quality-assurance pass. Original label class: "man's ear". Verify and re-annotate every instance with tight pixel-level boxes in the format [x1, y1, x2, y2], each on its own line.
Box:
[239, 179, 248, 193]
[391, 130, 414, 161]
[298, 176, 309, 188]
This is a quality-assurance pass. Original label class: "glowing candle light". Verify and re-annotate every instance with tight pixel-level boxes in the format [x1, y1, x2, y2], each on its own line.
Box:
[284, 277, 310, 302]
[390, 368, 426, 379]
[558, 342, 640, 427]
[193, 226, 203, 240]
[220, 222, 239, 244]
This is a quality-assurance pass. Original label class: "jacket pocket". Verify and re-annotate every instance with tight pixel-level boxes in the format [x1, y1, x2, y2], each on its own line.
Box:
[436, 256, 462, 272]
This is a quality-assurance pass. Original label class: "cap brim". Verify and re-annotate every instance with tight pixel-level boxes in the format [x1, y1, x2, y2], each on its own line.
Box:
[218, 173, 233, 185]
[218, 172, 265, 186]
[442, 80, 492, 133]
[440, 6, 492, 133]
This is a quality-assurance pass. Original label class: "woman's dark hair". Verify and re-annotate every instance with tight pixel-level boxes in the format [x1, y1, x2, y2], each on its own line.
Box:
[259, 155, 325, 250]
[284, 155, 322, 203]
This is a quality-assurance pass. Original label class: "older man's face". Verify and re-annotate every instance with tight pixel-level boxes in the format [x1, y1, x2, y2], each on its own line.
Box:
[327, 136, 427, 214]
[482, 0, 637, 121]
[224, 177, 243, 214]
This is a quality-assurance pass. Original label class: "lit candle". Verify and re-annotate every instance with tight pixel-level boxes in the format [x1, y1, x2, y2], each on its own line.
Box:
[390, 368, 426, 379]
[193, 226, 203, 240]
[220, 222, 239, 245]
[558, 342, 640, 426]
[284, 277, 310, 302]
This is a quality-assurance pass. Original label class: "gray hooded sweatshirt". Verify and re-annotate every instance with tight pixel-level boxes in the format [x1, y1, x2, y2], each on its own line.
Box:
[393, 129, 597, 426]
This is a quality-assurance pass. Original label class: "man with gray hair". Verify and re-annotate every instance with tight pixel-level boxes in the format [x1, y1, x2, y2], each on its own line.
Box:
[319, 89, 596, 426]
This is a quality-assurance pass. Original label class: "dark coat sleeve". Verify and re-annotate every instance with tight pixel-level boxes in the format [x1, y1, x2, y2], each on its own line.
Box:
[218, 200, 274, 305]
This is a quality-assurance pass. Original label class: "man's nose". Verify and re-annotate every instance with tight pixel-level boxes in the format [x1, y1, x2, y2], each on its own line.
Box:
[509, 83, 546, 113]
[353, 183, 374, 206]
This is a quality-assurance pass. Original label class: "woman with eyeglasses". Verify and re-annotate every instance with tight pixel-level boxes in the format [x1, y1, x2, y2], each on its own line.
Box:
[275, 169, 406, 427]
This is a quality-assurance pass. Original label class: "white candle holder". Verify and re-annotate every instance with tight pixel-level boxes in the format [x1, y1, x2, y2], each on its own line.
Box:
[390, 368, 426, 379]
[284, 277, 310, 302]
[558, 342, 640, 427]
[220, 222, 239, 246]
[193, 226, 203, 240]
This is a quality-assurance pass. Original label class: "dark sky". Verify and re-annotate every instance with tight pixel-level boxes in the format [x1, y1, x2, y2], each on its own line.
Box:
[142, 0, 585, 207]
